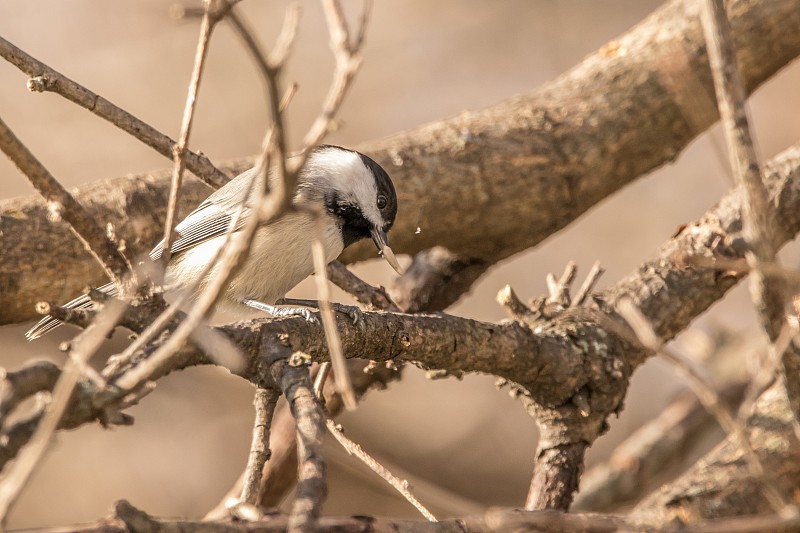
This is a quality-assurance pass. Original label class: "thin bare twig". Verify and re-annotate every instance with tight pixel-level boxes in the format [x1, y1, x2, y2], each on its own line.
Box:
[547, 261, 577, 307]
[269, 5, 303, 67]
[290, 0, 371, 173]
[256, 5, 301, 208]
[572, 261, 604, 307]
[312, 218, 357, 410]
[701, 0, 800, 463]
[0, 115, 131, 288]
[0, 298, 128, 525]
[325, 418, 437, 521]
[239, 387, 280, 505]
[326, 261, 400, 311]
[616, 298, 793, 515]
[162, 0, 232, 262]
[545, 273, 560, 303]
[313, 362, 332, 399]
[0, 35, 229, 189]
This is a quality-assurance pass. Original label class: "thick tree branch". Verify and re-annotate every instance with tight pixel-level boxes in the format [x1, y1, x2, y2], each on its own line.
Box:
[38, 502, 653, 533]
[5, 139, 800, 477]
[3, 0, 800, 324]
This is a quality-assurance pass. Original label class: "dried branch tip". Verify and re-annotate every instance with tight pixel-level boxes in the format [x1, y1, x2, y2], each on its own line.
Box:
[497, 285, 534, 319]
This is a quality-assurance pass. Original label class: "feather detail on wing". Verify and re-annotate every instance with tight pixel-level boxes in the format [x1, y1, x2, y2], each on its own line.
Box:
[26, 166, 271, 341]
[149, 201, 250, 261]
[149, 166, 261, 260]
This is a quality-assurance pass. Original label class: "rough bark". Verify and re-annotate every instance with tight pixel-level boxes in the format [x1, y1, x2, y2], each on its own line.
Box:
[631, 383, 800, 526]
[3, 0, 800, 324]
[525, 442, 588, 511]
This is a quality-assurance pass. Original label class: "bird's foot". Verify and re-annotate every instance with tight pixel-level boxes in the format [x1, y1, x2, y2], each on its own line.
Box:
[274, 298, 365, 330]
[242, 298, 319, 324]
[331, 303, 365, 331]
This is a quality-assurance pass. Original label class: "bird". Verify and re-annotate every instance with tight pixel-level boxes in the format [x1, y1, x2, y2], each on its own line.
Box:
[26, 144, 401, 340]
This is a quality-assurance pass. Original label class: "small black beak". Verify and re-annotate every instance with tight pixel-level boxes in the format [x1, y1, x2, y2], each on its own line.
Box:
[370, 228, 404, 275]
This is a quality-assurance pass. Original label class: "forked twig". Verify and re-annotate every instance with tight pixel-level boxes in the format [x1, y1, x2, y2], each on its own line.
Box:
[290, 0, 371, 173]
[0, 298, 128, 525]
[616, 298, 793, 515]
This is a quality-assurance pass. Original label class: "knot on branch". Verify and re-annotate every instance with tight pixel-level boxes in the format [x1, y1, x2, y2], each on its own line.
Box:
[26, 74, 53, 92]
[494, 262, 635, 450]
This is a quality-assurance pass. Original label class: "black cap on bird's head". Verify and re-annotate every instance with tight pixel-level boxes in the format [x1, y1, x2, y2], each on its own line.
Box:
[306, 145, 403, 274]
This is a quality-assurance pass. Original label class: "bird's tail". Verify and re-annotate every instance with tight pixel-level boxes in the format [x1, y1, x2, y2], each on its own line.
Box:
[25, 282, 118, 341]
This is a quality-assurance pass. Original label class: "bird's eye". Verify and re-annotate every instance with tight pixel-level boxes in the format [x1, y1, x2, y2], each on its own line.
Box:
[377, 194, 388, 210]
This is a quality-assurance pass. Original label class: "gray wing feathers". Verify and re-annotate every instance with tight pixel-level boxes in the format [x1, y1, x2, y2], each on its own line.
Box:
[25, 167, 262, 341]
[149, 202, 248, 260]
[150, 167, 258, 260]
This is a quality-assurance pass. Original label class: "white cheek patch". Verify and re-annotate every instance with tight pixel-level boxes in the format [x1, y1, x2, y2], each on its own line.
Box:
[306, 147, 382, 227]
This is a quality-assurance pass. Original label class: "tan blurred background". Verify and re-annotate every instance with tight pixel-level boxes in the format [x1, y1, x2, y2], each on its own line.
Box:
[2, 0, 800, 529]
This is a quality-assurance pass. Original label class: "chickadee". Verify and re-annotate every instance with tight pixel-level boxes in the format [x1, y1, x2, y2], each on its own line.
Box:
[26, 145, 401, 340]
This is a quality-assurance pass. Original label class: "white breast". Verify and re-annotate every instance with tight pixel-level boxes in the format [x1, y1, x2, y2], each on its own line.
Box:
[164, 211, 344, 314]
